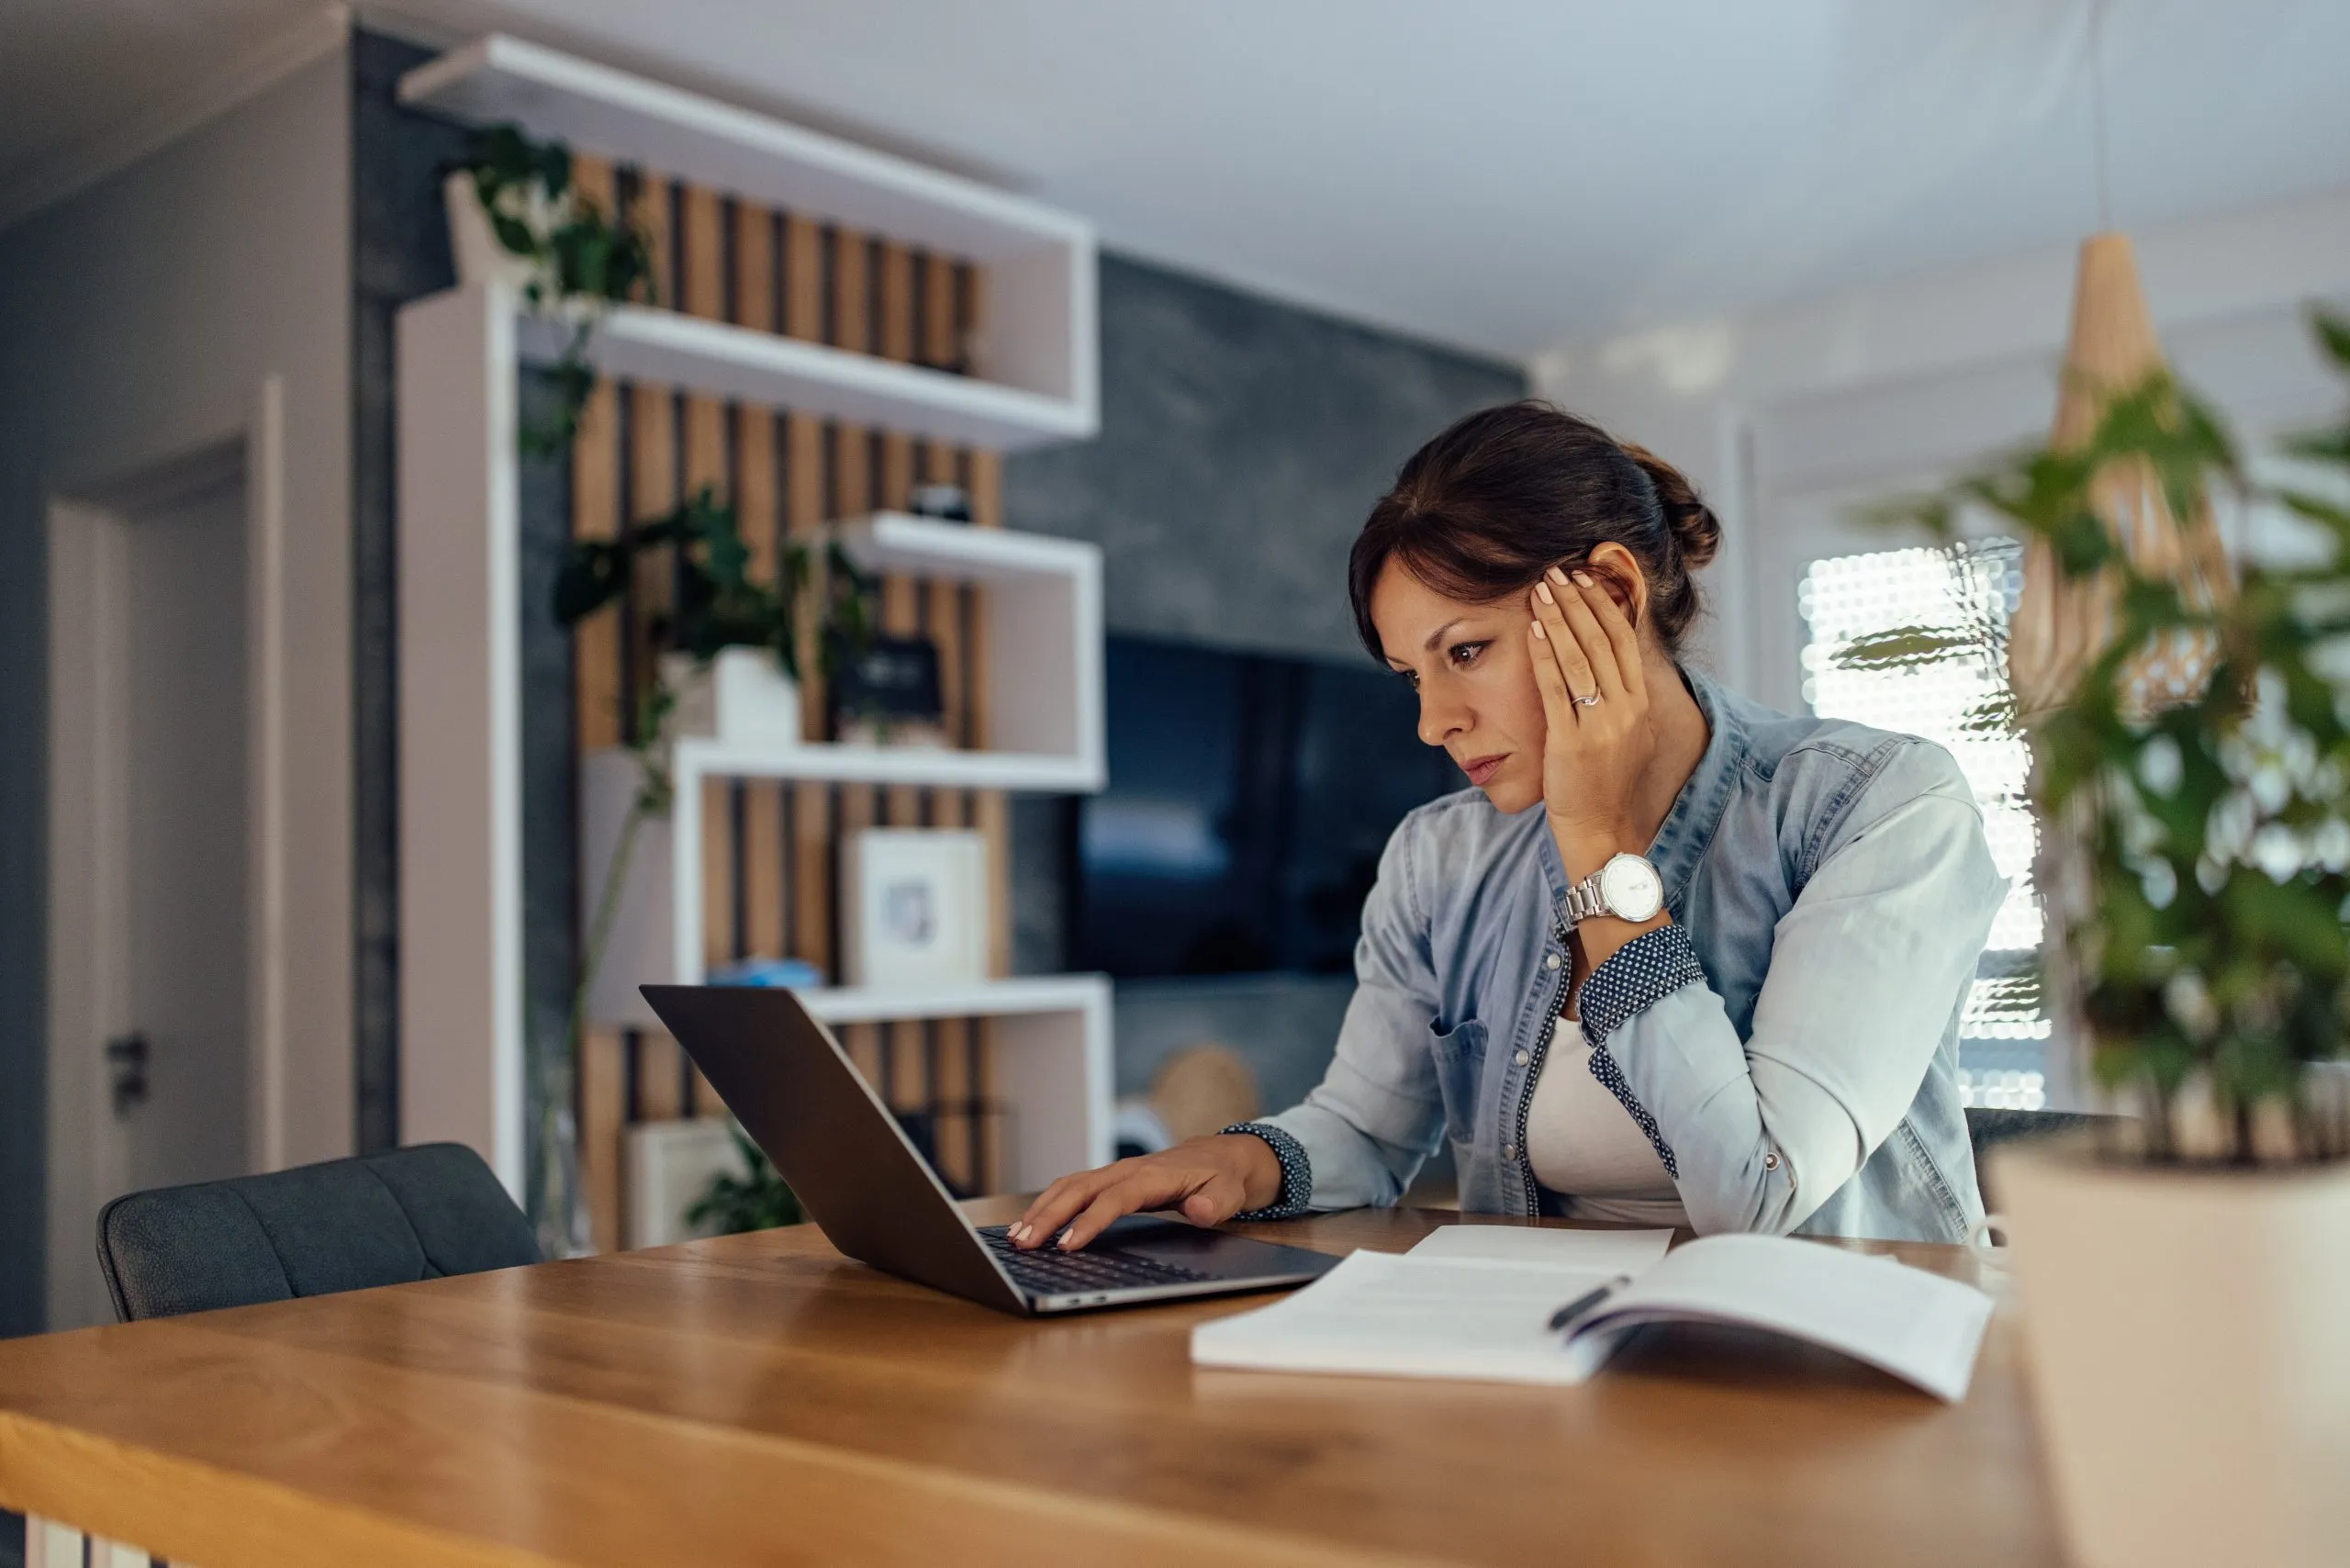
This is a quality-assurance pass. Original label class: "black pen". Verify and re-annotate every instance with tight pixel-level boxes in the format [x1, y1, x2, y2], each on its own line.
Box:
[1548, 1274, 1631, 1331]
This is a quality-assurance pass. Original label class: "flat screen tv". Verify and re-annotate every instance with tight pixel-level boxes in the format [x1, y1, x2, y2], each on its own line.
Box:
[1077, 633, 1467, 978]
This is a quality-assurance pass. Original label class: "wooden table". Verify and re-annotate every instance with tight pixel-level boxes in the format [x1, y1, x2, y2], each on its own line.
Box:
[0, 1203, 2062, 1567]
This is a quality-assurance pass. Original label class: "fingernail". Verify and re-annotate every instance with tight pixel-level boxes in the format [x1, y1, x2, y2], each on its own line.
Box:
[1008, 1223, 1028, 1242]
[1056, 1226, 1076, 1249]
[1535, 581, 1554, 604]
[1548, 566, 1569, 585]
[1572, 572, 1593, 588]
[1531, 619, 1547, 641]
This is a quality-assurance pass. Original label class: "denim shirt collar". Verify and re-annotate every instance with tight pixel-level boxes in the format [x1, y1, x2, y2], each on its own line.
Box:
[1538, 665, 1748, 921]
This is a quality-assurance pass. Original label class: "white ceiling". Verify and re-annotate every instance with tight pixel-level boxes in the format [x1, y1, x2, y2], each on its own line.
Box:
[11, 0, 2350, 361]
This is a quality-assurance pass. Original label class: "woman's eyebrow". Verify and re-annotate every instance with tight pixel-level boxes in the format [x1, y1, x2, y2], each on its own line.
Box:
[1421, 617, 1469, 653]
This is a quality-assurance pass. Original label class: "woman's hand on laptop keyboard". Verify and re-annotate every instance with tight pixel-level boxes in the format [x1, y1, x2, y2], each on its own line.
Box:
[1006, 1136, 1284, 1252]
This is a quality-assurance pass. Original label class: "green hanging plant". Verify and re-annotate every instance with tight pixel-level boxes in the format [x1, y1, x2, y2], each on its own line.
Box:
[1852, 313, 2350, 1164]
[453, 123, 658, 455]
[551, 485, 880, 684]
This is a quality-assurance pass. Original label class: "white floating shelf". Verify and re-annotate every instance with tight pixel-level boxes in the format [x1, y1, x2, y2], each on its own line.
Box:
[405, 35, 1097, 446]
[759, 975, 1108, 1026]
[517, 308, 1093, 453]
[673, 741, 1098, 791]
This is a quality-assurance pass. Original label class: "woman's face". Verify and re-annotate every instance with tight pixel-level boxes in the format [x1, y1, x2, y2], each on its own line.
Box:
[1370, 559, 1550, 814]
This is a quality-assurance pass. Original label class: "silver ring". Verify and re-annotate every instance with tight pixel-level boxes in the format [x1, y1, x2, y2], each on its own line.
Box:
[1572, 693, 1601, 708]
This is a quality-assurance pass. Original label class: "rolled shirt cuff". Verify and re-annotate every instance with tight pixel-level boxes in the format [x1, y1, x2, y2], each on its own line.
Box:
[1578, 923, 1707, 1047]
[1576, 924, 1706, 1181]
[1222, 1122, 1314, 1219]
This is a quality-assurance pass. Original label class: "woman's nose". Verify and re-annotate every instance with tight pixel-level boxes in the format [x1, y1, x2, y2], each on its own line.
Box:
[1417, 685, 1467, 748]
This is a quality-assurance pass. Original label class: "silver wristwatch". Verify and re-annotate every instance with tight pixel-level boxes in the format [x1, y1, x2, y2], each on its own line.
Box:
[1562, 852, 1665, 925]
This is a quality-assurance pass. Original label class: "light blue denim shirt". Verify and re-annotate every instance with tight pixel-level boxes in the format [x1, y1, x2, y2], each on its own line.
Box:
[1240, 667, 2009, 1243]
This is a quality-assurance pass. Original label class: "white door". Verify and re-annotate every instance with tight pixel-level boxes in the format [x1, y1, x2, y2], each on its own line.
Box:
[47, 446, 256, 1327]
[120, 465, 252, 1191]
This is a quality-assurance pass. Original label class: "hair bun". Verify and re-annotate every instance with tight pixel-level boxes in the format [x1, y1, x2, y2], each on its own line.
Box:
[1620, 442, 1722, 570]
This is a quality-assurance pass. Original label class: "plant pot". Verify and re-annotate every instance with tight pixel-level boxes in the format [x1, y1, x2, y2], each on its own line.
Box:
[660, 649, 802, 749]
[1994, 1138, 2350, 1568]
[442, 171, 541, 294]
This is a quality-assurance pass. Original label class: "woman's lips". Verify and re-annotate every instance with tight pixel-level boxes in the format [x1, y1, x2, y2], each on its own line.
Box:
[1462, 753, 1507, 787]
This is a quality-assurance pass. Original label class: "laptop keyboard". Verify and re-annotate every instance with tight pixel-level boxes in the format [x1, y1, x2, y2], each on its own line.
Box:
[977, 1226, 1214, 1296]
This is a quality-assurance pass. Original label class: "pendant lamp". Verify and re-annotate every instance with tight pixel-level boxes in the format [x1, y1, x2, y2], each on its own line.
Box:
[2006, 232, 2232, 718]
[2008, 1, 2234, 1106]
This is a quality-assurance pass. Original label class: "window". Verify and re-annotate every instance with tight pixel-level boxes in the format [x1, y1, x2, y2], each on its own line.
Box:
[1797, 541, 2050, 1110]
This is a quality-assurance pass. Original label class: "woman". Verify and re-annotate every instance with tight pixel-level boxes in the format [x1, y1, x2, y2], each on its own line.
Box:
[1013, 402, 2006, 1251]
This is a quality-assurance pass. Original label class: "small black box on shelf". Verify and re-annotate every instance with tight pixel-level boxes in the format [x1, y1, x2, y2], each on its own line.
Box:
[827, 633, 948, 747]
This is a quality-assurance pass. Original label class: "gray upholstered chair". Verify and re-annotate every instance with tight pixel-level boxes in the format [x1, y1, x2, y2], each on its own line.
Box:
[95, 1142, 541, 1323]
[1965, 1107, 2123, 1210]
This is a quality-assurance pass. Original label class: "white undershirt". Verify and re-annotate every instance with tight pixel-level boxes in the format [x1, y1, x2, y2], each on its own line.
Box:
[1525, 1015, 1688, 1226]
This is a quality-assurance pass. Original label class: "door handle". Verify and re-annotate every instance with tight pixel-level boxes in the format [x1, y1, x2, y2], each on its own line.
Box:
[106, 1031, 149, 1115]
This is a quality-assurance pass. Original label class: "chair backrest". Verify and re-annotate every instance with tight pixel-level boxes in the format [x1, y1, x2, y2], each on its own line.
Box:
[1964, 1107, 2125, 1209]
[96, 1143, 541, 1323]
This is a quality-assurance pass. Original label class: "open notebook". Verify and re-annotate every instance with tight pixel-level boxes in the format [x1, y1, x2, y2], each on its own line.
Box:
[1192, 1231, 1994, 1402]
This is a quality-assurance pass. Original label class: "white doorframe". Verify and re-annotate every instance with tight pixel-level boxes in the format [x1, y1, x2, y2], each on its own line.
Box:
[43, 376, 293, 1328]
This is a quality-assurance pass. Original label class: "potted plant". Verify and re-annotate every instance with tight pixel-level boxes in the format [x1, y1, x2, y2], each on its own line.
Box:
[1868, 318, 2350, 1568]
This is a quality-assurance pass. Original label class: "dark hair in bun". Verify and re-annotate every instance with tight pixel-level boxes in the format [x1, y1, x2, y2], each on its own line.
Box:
[1348, 400, 1719, 658]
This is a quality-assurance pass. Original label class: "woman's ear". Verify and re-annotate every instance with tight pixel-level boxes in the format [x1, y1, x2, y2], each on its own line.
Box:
[1583, 542, 1651, 631]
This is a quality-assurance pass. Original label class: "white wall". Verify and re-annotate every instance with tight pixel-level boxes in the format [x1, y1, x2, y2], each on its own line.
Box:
[0, 49, 352, 1333]
[1534, 184, 2350, 713]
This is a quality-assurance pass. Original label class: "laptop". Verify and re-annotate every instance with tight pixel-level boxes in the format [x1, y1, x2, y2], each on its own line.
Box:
[641, 984, 1342, 1315]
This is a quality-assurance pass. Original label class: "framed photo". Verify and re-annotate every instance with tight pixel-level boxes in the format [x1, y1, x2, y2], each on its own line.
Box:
[844, 829, 987, 988]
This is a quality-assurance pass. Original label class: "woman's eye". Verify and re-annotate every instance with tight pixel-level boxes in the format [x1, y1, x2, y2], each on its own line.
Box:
[1397, 668, 1420, 691]
[1449, 642, 1487, 668]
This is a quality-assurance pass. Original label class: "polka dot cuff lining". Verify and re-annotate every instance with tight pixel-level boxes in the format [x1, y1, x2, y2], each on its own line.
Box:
[1224, 1122, 1314, 1219]
[1578, 924, 1707, 1047]
[1576, 924, 1706, 1181]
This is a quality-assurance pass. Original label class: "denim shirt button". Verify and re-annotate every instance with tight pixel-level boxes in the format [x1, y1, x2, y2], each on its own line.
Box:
[1544, 953, 1561, 971]
[1502, 1142, 1517, 1160]
[1513, 1048, 1530, 1067]
[1763, 1151, 1782, 1171]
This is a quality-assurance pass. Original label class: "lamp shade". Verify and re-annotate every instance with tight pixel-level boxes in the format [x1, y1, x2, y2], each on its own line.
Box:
[2008, 233, 2232, 718]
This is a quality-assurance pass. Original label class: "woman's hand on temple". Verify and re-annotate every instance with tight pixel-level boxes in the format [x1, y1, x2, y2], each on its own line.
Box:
[1528, 566, 1657, 879]
[1008, 1134, 1284, 1251]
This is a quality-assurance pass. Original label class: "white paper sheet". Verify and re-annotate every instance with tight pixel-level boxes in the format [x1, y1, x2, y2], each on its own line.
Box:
[1408, 1224, 1673, 1275]
[1192, 1251, 1621, 1384]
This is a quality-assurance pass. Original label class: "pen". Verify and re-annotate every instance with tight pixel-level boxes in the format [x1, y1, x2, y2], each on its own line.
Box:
[1548, 1274, 1630, 1331]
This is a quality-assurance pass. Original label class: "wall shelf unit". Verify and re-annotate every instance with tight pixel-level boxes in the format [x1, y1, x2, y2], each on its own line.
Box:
[402, 34, 1097, 450]
[395, 39, 1102, 1207]
[579, 510, 1102, 1027]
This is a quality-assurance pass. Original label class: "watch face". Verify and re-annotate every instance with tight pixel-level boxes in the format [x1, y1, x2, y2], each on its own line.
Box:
[1598, 854, 1664, 922]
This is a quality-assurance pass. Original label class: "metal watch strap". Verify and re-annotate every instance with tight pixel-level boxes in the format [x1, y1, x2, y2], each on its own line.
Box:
[1563, 870, 1608, 924]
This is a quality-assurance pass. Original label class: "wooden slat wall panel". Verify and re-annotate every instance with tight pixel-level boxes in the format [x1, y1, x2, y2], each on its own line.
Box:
[826, 227, 886, 1101]
[571, 168, 1013, 1249]
[733, 206, 788, 977]
[627, 362, 684, 1130]
[680, 196, 731, 1120]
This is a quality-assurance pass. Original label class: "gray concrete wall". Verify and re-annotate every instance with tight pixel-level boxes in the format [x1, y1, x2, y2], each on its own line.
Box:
[352, 29, 474, 1153]
[1006, 254, 1525, 665]
[1004, 259, 1518, 1118]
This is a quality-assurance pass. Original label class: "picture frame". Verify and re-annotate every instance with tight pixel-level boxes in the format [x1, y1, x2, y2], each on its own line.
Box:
[844, 828, 988, 988]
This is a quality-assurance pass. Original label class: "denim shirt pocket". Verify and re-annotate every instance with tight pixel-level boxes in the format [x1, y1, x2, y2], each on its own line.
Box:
[1427, 1018, 1490, 1142]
